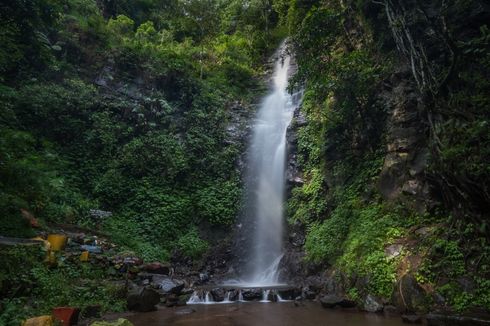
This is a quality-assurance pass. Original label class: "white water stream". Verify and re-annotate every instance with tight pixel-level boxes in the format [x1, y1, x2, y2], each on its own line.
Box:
[188, 43, 300, 305]
[242, 43, 298, 286]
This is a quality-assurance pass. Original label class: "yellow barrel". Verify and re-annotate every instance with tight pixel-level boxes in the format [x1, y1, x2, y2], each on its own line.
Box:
[23, 315, 53, 326]
[47, 234, 67, 251]
[80, 251, 89, 262]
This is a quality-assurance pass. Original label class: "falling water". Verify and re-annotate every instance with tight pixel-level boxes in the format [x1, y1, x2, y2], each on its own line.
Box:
[242, 43, 299, 286]
[260, 289, 271, 302]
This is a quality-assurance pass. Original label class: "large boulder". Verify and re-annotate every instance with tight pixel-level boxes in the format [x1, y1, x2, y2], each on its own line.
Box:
[210, 288, 225, 302]
[392, 274, 428, 312]
[241, 289, 262, 301]
[127, 286, 160, 312]
[143, 262, 171, 275]
[159, 277, 185, 294]
[319, 295, 356, 308]
[363, 294, 384, 313]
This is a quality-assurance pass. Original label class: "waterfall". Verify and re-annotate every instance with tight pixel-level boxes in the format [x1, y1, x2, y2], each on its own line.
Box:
[261, 289, 271, 302]
[242, 42, 299, 286]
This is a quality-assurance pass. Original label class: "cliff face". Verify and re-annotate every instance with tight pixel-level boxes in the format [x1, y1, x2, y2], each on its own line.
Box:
[283, 0, 490, 314]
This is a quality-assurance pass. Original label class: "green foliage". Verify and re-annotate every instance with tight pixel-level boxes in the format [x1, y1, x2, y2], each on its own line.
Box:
[0, 245, 125, 325]
[416, 232, 490, 311]
[0, 0, 62, 79]
[304, 203, 353, 263]
[196, 179, 242, 225]
[177, 228, 209, 260]
[288, 169, 327, 224]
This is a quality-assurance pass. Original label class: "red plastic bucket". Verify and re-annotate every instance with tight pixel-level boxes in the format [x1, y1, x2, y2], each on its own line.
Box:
[52, 307, 79, 326]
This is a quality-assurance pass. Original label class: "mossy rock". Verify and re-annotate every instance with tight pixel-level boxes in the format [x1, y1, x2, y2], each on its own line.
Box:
[90, 318, 134, 326]
[392, 274, 430, 313]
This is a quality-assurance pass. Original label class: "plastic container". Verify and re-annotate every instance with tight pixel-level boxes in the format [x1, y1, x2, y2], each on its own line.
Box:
[80, 251, 89, 262]
[47, 234, 67, 251]
[22, 315, 53, 326]
[52, 307, 79, 326]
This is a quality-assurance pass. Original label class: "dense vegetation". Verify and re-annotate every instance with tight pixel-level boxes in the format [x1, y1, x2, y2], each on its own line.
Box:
[0, 0, 282, 322]
[285, 0, 490, 312]
[0, 0, 283, 256]
[1, 0, 489, 323]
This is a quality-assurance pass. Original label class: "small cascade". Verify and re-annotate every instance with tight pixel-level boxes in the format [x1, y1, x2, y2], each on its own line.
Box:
[205, 291, 214, 303]
[238, 290, 244, 302]
[222, 291, 232, 303]
[186, 291, 215, 305]
[260, 289, 271, 302]
[187, 291, 203, 304]
[277, 293, 291, 302]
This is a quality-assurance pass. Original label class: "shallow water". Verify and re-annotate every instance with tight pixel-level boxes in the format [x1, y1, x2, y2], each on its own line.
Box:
[117, 302, 408, 326]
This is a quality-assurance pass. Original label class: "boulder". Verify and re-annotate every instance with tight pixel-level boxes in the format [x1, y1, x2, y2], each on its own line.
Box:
[241, 289, 262, 301]
[210, 288, 225, 302]
[143, 262, 170, 275]
[82, 305, 101, 318]
[385, 244, 404, 259]
[159, 277, 185, 294]
[401, 314, 423, 324]
[90, 319, 133, 326]
[363, 294, 384, 313]
[320, 295, 356, 308]
[392, 274, 428, 312]
[302, 287, 316, 300]
[127, 286, 160, 312]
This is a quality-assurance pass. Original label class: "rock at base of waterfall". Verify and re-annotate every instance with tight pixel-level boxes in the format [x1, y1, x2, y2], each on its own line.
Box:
[159, 277, 185, 294]
[210, 288, 225, 302]
[127, 286, 160, 312]
[241, 289, 262, 301]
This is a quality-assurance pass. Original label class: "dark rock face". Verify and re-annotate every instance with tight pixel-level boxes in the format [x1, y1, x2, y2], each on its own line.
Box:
[392, 274, 428, 313]
[127, 286, 160, 312]
[377, 70, 429, 212]
[286, 106, 306, 191]
[319, 295, 356, 309]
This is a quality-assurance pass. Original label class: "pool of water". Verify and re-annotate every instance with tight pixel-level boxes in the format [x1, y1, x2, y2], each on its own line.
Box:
[113, 302, 409, 326]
